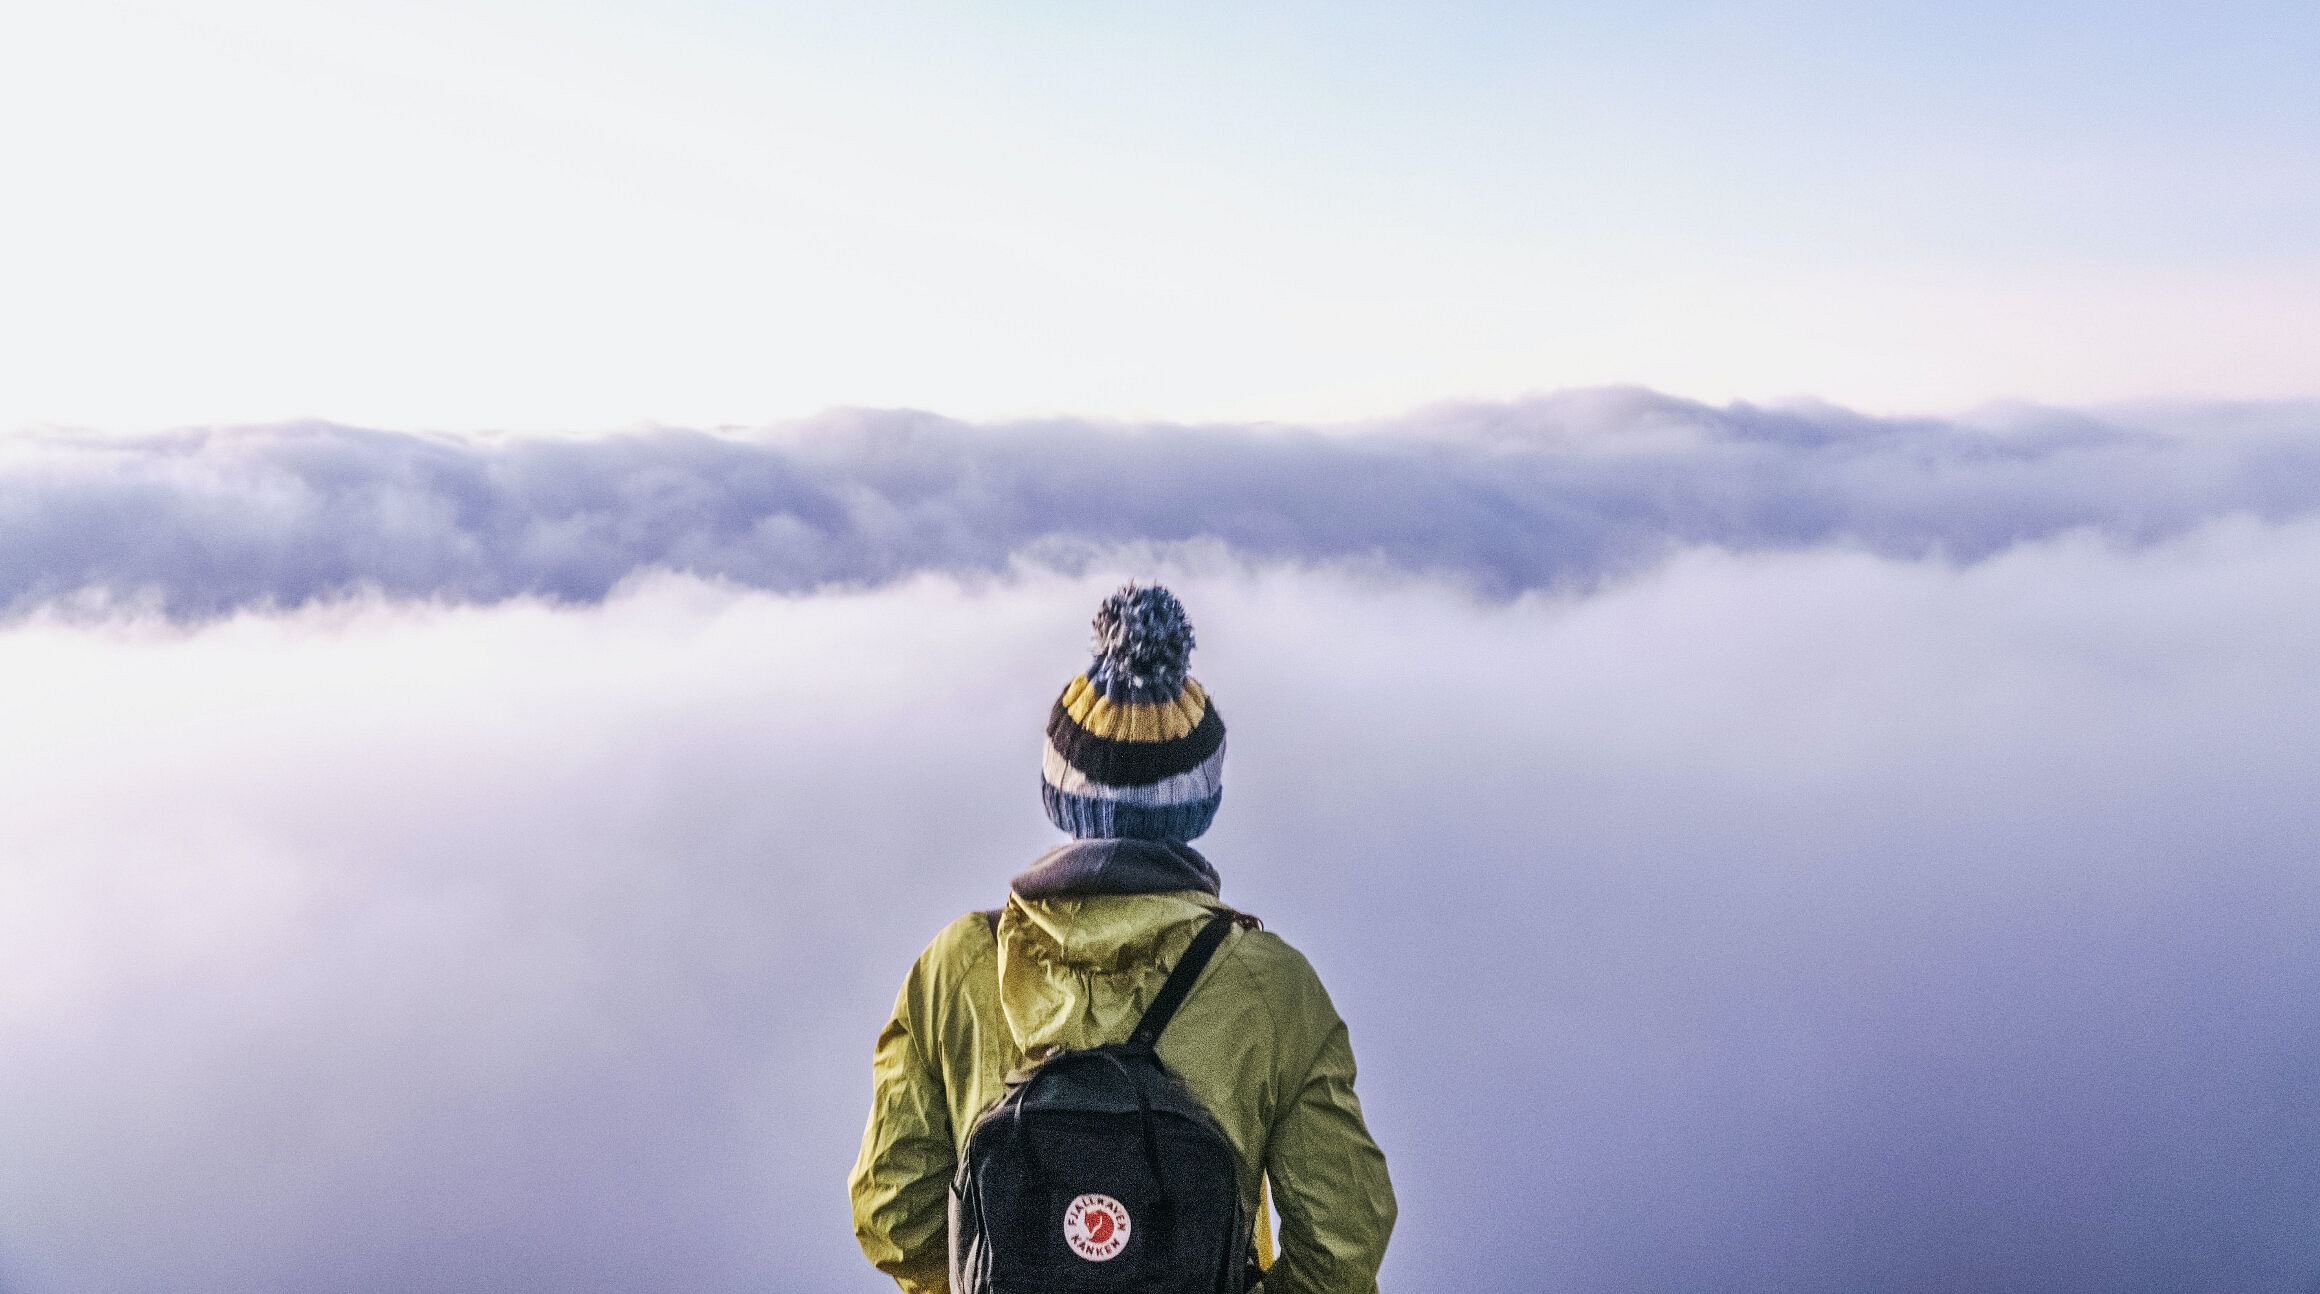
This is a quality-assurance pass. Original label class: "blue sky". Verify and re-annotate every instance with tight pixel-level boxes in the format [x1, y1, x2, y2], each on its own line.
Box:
[1, 0, 2314, 423]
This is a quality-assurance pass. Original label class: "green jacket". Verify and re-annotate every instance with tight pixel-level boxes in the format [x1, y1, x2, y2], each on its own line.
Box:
[848, 887, 1396, 1293]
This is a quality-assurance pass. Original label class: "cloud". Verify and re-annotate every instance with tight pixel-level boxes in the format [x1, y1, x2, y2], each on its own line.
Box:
[5, 389, 2319, 616]
[2, 532, 2318, 1291]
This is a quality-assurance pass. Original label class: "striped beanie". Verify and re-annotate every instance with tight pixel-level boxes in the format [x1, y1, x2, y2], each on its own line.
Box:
[1041, 584, 1225, 842]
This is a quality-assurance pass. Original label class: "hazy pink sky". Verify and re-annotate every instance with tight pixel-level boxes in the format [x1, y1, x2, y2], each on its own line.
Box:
[3, 0, 2314, 431]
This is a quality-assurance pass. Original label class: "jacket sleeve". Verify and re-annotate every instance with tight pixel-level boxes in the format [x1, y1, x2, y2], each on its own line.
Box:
[1262, 1013, 1398, 1294]
[848, 960, 955, 1294]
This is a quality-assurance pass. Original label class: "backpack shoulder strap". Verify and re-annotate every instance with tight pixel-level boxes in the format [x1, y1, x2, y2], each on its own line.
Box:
[1127, 913, 1234, 1053]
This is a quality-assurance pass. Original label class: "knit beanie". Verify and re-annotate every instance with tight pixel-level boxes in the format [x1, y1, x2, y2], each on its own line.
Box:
[1041, 584, 1225, 842]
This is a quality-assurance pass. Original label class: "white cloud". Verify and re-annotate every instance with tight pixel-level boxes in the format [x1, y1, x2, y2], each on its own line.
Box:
[2, 531, 2317, 1290]
[2, 392, 2318, 618]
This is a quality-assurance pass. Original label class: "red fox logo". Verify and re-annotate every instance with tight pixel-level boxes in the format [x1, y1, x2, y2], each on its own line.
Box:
[1063, 1193, 1131, 1261]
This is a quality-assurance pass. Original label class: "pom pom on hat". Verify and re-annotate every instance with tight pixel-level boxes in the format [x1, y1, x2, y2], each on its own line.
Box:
[1088, 583, 1196, 702]
[1042, 583, 1225, 841]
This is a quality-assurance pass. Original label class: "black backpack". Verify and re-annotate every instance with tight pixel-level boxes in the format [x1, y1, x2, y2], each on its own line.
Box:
[950, 912, 1256, 1293]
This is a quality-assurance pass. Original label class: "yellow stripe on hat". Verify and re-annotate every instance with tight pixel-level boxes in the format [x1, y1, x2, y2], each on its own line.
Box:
[1059, 676, 1208, 742]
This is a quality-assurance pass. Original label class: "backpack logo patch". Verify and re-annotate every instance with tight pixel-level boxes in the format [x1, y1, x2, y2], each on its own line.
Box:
[1062, 1193, 1131, 1261]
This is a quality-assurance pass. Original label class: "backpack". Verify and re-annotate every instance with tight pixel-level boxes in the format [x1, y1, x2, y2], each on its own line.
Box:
[949, 912, 1256, 1293]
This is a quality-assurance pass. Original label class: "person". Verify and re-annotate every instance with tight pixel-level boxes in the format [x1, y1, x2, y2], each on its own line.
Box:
[848, 583, 1396, 1293]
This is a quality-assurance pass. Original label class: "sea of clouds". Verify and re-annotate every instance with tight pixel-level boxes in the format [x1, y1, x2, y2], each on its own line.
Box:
[6, 388, 2320, 616]
[3, 393, 2318, 1292]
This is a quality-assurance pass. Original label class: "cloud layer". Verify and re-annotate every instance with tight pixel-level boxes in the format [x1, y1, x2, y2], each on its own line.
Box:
[7, 390, 2320, 615]
[3, 531, 2318, 1291]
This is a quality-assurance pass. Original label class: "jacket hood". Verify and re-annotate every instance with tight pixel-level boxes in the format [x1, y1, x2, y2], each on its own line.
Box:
[997, 839, 1226, 1054]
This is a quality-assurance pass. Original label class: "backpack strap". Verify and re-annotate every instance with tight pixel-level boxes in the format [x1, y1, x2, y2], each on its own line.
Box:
[1126, 912, 1234, 1053]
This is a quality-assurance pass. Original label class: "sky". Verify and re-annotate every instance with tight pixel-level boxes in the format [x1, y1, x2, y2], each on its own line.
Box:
[4, 3, 2320, 1291]
[2, 0, 2316, 430]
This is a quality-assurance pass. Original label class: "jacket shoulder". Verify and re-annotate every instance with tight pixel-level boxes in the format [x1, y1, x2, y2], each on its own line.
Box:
[892, 911, 998, 1022]
[914, 918, 997, 987]
[924, 909, 997, 965]
[1222, 923, 1320, 984]
[1215, 924, 1343, 1048]
[1224, 918, 1334, 979]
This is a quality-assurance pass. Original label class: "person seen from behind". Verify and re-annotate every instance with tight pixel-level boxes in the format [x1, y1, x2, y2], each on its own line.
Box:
[848, 584, 1396, 1292]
